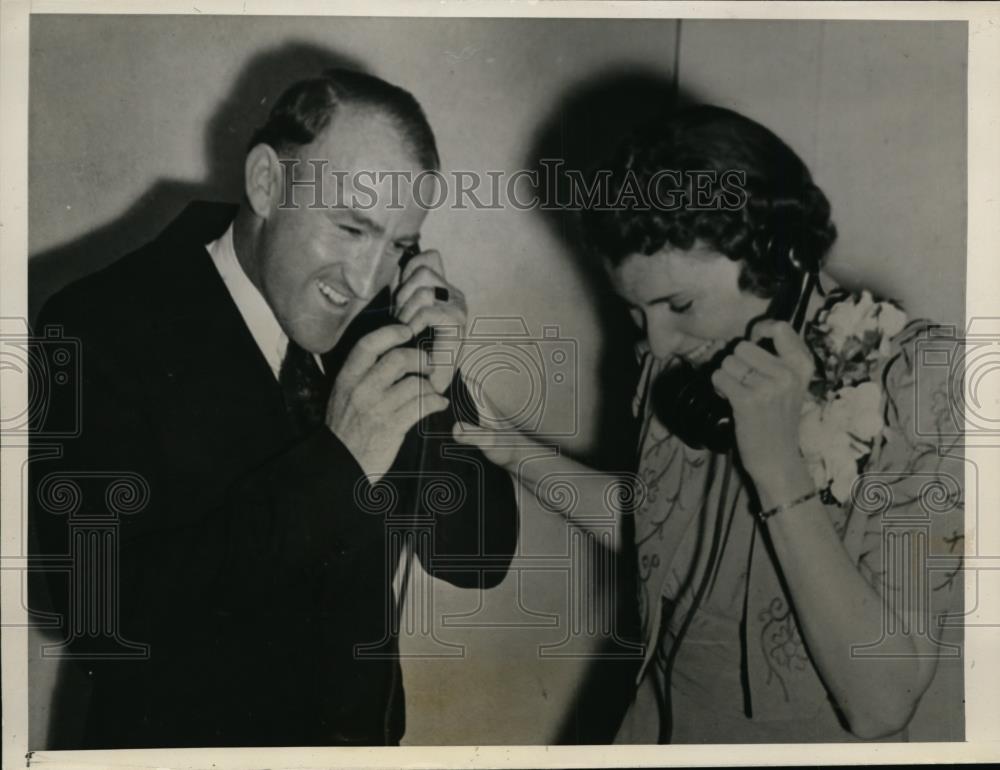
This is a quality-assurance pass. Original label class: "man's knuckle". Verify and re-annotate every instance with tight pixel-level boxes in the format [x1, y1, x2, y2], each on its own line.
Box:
[359, 336, 379, 355]
[384, 348, 405, 368]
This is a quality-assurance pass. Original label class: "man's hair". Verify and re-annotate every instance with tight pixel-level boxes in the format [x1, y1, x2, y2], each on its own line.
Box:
[581, 105, 837, 299]
[249, 67, 440, 170]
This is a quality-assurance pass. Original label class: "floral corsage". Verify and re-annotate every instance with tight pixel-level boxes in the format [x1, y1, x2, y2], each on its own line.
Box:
[798, 290, 908, 504]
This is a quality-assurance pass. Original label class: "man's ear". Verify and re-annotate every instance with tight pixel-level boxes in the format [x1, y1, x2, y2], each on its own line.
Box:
[244, 143, 283, 219]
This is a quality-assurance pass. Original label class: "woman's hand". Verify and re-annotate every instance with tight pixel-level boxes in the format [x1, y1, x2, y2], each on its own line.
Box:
[710, 320, 815, 487]
[452, 377, 627, 552]
[450, 381, 540, 470]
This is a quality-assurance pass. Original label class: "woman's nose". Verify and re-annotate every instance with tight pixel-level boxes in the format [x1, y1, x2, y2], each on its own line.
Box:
[646, 319, 684, 361]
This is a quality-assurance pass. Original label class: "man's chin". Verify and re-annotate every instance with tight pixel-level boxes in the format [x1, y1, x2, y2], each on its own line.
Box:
[289, 323, 349, 356]
[288, 295, 394, 355]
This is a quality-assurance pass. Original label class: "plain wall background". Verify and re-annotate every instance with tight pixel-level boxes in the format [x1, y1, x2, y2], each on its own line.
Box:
[27, 16, 966, 746]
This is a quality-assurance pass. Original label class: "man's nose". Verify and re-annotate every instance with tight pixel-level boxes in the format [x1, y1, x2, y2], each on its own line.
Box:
[344, 244, 384, 300]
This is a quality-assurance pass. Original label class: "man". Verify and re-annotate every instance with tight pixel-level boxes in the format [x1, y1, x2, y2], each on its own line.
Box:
[29, 69, 518, 748]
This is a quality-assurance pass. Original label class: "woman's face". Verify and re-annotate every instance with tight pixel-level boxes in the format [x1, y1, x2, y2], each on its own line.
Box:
[606, 242, 771, 365]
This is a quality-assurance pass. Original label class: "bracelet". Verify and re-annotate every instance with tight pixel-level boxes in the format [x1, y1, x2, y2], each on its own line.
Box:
[757, 488, 820, 522]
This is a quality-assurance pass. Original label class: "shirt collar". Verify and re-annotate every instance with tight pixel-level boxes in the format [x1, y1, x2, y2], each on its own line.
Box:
[206, 222, 288, 379]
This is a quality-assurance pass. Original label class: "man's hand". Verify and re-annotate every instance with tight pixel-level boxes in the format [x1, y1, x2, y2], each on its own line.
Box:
[393, 248, 467, 394]
[326, 324, 450, 482]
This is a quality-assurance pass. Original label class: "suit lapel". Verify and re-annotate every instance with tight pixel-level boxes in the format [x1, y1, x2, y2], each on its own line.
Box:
[142, 203, 411, 473]
[141, 204, 295, 464]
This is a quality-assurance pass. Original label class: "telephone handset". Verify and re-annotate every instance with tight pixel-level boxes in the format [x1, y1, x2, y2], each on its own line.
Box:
[320, 242, 432, 379]
[385, 240, 426, 741]
[649, 267, 817, 453]
[394, 241, 435, 351]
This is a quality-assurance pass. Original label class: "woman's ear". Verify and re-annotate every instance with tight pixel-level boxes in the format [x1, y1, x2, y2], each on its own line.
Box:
[244, 143, 283, 219]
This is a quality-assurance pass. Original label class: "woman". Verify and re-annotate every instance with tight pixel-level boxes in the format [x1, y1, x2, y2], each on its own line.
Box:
[454, 105, 964, 743]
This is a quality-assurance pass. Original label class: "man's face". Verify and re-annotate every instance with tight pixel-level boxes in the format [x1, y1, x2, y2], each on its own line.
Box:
[254, 105, 430, 353]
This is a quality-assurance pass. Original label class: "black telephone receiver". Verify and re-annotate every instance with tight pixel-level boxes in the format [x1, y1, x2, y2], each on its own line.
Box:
[649, 255, 817, 453]
[395, 241, 435, 351]
[398, 241, 422, 280]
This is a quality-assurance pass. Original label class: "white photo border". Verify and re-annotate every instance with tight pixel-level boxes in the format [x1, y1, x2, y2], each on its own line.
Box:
[2, 2, 998, 768]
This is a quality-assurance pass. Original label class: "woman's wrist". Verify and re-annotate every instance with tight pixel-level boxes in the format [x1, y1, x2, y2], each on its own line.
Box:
[752, 456, 816, 511]
[499, 435, 556, 481]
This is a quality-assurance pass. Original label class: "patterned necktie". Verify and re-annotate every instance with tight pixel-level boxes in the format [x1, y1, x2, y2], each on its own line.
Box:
[278, 339, 332, 435]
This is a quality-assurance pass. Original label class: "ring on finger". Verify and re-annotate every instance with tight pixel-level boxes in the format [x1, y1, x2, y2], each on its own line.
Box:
[434, 286, 450, 302]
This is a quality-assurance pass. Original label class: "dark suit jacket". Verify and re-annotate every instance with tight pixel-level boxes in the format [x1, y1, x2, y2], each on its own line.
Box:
[29, 202, 518, 749]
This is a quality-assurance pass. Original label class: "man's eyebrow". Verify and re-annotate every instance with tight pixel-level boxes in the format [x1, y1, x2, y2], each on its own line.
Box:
[330, 206, 385, 236]
[329, 207, 420, 246]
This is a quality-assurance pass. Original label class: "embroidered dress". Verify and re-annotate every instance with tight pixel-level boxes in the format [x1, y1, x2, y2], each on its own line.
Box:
[614, 297, 965, 744]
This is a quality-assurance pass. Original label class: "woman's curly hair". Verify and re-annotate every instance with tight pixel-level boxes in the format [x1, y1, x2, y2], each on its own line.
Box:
[580, 105, 837, 298]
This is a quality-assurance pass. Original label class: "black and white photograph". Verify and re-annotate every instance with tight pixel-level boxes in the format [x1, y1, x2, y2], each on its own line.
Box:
[2, 2, 998, 768]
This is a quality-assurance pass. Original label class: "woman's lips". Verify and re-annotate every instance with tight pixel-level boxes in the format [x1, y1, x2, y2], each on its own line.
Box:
[680, 339, 721, 365]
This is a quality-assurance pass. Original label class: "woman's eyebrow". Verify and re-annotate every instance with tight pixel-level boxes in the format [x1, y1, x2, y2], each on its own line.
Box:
[643, 293, 682, 306]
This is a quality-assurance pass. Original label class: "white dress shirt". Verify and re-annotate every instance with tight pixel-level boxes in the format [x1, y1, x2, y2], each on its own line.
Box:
[206, 223, 288, 380]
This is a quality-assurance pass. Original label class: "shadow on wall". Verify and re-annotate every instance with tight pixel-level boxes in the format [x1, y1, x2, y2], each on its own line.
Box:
[28, 42, 367, 326]
[524, 68, 699, 744]
[524, 67, 698, 474]
[27, 42, 367, 751]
